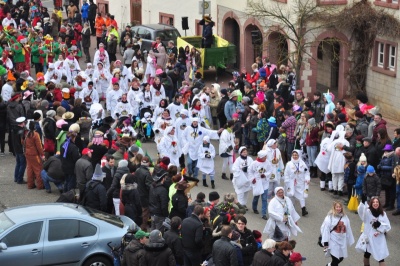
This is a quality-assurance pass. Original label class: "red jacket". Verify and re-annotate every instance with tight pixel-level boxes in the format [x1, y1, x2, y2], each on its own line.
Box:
[247, 71, 259, 84]
[53, 88, 62, 102]
[305, 126, 320, 146]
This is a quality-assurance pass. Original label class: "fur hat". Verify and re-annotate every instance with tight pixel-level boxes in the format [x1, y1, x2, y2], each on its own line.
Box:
[209, 191, 220, 201]
[359, 153, 367, 162]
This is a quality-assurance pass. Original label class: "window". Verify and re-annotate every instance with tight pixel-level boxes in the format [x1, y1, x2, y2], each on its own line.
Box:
[159, 13, 174, 26]
[48, 219, 97, 241]
[374, 0, 399, 9]
[0, 213, 14, 234]
[372, 39, 397, 77]
[317, 0, 347, 6]
[137, 28, 151, 40]
[2, 222, 43, 247]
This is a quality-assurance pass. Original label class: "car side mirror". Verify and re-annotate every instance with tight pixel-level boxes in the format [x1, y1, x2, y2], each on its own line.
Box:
[0, 242, 7, 250]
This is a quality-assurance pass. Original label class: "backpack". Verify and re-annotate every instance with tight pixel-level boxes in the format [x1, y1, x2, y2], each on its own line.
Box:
[79, 181, 100, 206]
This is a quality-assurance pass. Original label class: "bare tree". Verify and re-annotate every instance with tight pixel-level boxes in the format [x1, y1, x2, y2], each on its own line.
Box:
[247, 0, 340, 86]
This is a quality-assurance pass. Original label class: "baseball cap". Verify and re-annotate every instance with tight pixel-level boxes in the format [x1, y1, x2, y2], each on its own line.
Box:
[134, 230, 150, 239]
[82, 148, 93, 155]
[289, 252, 306, 263]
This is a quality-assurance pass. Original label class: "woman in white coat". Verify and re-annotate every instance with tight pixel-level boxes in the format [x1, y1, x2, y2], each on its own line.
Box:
[321, 201, 354, 266]
[153, 109, 174, 146]
[284, 150, 310, 216]
[264, 139, 285, 200]
[158, 126, 181, 167]
[263, 187, 302, 242]
[219, 120, 235, 180]
[232, 146, 253, 207]
[197, 136, 216, 188]
[356, 198, 391, 266]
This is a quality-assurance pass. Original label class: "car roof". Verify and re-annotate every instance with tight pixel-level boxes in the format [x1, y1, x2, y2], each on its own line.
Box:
[133, 24, 178, 31]
[4, 203, 90, 223]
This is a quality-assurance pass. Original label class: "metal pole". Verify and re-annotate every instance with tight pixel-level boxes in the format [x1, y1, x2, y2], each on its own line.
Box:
[202, 0, 205, 17]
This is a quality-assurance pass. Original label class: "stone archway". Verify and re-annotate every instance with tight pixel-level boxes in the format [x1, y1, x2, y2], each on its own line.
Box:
[267, 31, 289, 67]
[243, 18, 264, 70]
[223, 17, 240, 68]
[309, 31, 350, 99]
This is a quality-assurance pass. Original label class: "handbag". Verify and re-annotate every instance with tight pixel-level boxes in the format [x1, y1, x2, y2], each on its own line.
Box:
[355, 232, 369, 253]
[84, 89, 93, 103]
[347, 188, 358, 211]
[272, 224, 286, 242]
[44, 138, 55, 153]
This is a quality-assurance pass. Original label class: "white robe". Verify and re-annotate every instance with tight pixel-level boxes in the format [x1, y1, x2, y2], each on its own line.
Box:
[92, 68, 111, 96]
[64, 57, 81, 83]
[44, 69, 62, 83]
[127, 87, 142, 117]
[197, 143, 216, 174]
[159, 132, 181, 167]
[248, 159, 273, 194]
[264, 196, 302, 240]
[145, 55, 156, 77]
[153, 117, 174, 145]
[106, 89, 123, 115]
[219, 129, 235, 156]
[284, 159, 310, 200]
[113, 101, 134, 119]
[321, 213, 354, 259]
[141, 90, 153, 109]
[182, 125, 220, 161]
[175, 117, 190, 148]
[167, 102, 184, 121]
[89, 102, 105, 120]
[328, 130, 349, 174]
[199, 93, 212, 127]
[80, 87, 99, 107]
[93, 50, 110, 69]
[355, 202, 391, 261]
[232, 156, 253, 194]
[265, 147, 284, 184]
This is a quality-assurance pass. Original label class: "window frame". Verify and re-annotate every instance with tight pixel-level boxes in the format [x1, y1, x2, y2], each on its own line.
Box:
[373, 0, 399, 9]
[372, 39, 398, 77]
[48, 219, 97, 242]
[1, 221, 43, 247]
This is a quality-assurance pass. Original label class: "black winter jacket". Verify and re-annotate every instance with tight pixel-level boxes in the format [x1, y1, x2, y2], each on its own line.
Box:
[169, 190, 188, 220]
[121, 183, 142, 226]
[163, 229, 184, 265]
[0, 102, 7, 131]
[181, 213, 204, 251]
[252, 249, 273, 266]
[269, 249, 289, 266]
[212, 236, 239, 266]
[135, 165, 153, 207]
[142, 243, 175, 266]
[83, 180, 107, 212]
[60, 139, 81, 175]
[42, 117, 56, 140]
[7, 101, 25, 126]
[43, 155, 64, 180]
[107, 166, 130, 199]
[148, 182, 169, 217]
[121, 239, 145, 266]
[236, 228, 257, 266]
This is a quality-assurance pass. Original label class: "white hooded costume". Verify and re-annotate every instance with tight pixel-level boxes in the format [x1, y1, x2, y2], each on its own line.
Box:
[127, 86, 142, 117]
[92, 63, 111, 98]
[328, 125, 349, 192]
[232, 146, 254, 205]
[158, 126, 181, 167]
[248, 150, 272, 197]
[197, 136, 216, 175]
[44, 63, 62, 83]
[263, 187, 302, 241]
[264, 139, 285, 199]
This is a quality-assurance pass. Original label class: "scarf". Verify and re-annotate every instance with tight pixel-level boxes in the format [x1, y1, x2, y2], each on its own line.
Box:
[370, 208, 381, 218]
[193, 105, 201, 111]
[62, 137, 72, 158]
[203, 143, 210, 148]
[153, 82, 161, 91]
[240, 155, 247, 160]
[227, 128, 233, 133]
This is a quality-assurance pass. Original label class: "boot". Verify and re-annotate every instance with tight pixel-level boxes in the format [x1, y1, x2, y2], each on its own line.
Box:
[312, 167, 318, 178]
[211, 180, 215, 189]
[203, 179, 208, 187]
[302, 207, 309, 216]
[221, 173, 229, 180]
[320, 181, 326, 191]
[328, 181, 333, 192]
[230, 173, 233, 181]
[333, 190, 338, 195]
[252, 145, 258, 156]
[338, 191, 343, 196]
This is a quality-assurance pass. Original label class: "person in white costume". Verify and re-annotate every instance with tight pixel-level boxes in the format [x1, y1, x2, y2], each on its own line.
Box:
[153, 109, 174, 146]
[219, 120, 235, 181]
[175, 109, 190, 169]
[356, 198, 391, 265]
[232, 146, 253, 207]
[93, 44, 110, 70]
[80, 81, 99, 109]
[198, 87, 213, 127]
[315, 121, 335, 191]
[64, 51, 81, 83]
[113, 93, 134, 120]
[263, 187, 302, 242]
[264, 139, 285, 199]
[284, 150, 310, 217]
[167, 94, 184, 121]
[84, 63, 94, 81]
[328, 125, 349, 196]
[249, 150, 272, 220]
[150, 77, 166, 99]
[92, 62, 111, 100]
[181, 117, 220, 179]
[126, 78, 142, 119]
[158, 126, 181, 167]
[321, 201, 354, 266]
[44, 63, 62, 83]
[73, 71, 89, 99]
[106, 82, 123, 117]
[89, 102, 105, 121]
[197, 135, 216, 188]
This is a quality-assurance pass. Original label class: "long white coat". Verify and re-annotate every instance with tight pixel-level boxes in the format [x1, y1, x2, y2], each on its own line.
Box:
[197, 143, 216, 174]
[153, 117, 174, 145]
[248, 159, 272, 194]
[182, 125, 219, 161]
[315, 135, 333, 174]
[80, 87, 99, 106]
[175, 117, 191, 148]
[127, 87, 142, 117]
[355, 202, 391, 261]
[321, 213, 354, 259]
[284, 159, 310, 200]
[219, 129, 235, 156]
[158, 130, 181, 167]
[328, 129, 349, 174]
[92, 68, 111, 95]
[113, 101, 134, 119]
[265, 147, 284, 184]
[106, 89, 123, 115]
[232, 156, 253, 194]
[263, 196, 302, 239]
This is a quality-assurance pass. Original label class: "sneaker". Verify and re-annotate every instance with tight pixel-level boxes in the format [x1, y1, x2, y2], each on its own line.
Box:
[17, 180, 27, 184]
[262, 216, 268, 220]
[253, 210, 259, 214]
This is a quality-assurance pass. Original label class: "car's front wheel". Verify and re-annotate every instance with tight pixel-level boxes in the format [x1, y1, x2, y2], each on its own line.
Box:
[83, 256, 112, 266]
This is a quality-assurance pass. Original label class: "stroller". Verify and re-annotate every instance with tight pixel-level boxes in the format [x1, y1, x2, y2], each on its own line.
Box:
[135, 107, 154, 142]
[108, 223, 139, 266]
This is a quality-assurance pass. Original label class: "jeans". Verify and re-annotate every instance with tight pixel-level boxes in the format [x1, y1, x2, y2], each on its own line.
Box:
[14, 153, 26, 182]
[41, 170, 63, 191]
[64, 174, 76, 192]
[286, 141, 295, 160]
[187, 156, 198, 178]
[252, 189, 268, 216]
[396, 184, 400, 210]
[0, 129, 5, 152]
[306, 145, 318, 167]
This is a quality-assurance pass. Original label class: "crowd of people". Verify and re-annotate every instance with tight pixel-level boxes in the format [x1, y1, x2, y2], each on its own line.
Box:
[0, 1, 396, 266]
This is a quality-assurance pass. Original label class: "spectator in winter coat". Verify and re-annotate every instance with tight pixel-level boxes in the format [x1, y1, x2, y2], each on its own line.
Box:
[181, 205, 205, 266]
[212, 225, 239, 266]
[75, 148, 94, 193]
[149, 169, 169, 230]
[224, 90, 239, 121]
[121, 230, 149, 266]
[135, 157, 153, 230]
[362, 165, 381, 201]
[372, 114, 387, 144]
[163, 216, 184, 266]
[142, 230, 176, 266]
[355, 110, 369, 137]
[361, 137, 380, 169]
[81, 0, 90, 22]
[234, 216, 258, 266]
[217, 89, 229, 128]
[82, 164, 107, 212]
[60, 131, 81, 191]
[121, 174, 142, 226]
[378, 144, 396, 211]
[252, 239, 276, 266]
[102, 155, 116, 213]
[107, 160, 130, 215]
[169, 179, 189, 220]
[268, 241, 293, 266]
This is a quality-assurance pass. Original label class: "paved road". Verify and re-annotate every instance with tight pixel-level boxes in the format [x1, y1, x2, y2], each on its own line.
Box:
[0, 139, 399, 265]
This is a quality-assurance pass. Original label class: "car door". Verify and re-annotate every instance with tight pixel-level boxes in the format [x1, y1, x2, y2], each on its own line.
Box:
[0, 221, 44, 266]
[137, 27, 152, 52]
[42, 219, 98, 265]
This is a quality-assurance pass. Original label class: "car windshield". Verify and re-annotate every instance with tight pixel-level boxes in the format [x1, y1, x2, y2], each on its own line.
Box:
[83, 207, 124, 228]
[156, 30, 180, 41]
[0, 212, 15, 234]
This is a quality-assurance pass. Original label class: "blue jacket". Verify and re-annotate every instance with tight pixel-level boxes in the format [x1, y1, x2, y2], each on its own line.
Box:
[81, 3, 90, 19]
[355, 165, 366, 196]
[224, 100, 237, 121]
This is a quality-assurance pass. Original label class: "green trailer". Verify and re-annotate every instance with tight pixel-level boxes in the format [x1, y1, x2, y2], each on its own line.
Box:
[177, 35, 236, 77]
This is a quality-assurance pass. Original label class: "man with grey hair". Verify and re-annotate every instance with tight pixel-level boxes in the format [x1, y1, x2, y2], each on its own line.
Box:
[252, 239, 276, 266]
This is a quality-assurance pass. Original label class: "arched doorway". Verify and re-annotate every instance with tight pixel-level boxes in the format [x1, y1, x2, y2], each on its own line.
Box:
[316, 39, 341, 96]
[244, 25, 263, 70]
[223, 18, 240, 68]
[267, 32, 288, 66]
